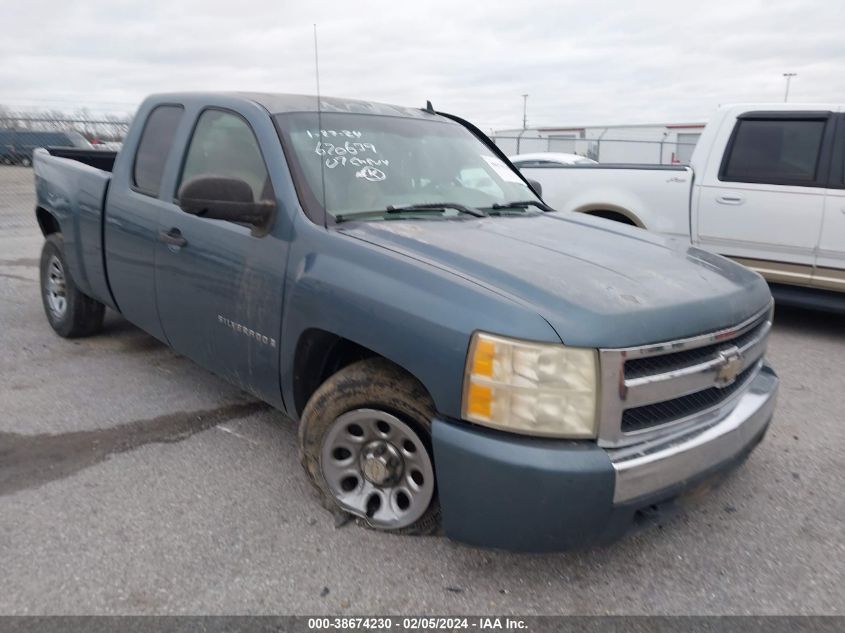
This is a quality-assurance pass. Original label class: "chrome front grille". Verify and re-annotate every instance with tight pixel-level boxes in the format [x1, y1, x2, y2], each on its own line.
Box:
[623, 318, 768, 380]
[597, 304, 773, 447]
[620, 363, 758, 433]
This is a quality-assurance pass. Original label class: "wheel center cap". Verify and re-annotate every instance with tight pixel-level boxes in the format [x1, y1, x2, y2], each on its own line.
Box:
[360, 441, 403, 486]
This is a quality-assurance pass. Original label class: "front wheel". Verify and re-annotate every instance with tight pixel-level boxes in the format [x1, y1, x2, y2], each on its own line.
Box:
[299, 358, 440, 535]
[40, 234, 105, 337]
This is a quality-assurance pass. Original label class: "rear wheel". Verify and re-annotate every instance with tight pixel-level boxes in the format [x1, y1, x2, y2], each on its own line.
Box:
[299, 358, 440, 535]
[40, 234, 105, 338]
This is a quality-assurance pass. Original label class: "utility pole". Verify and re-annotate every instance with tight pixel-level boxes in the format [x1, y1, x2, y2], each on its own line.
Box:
[783, 73, 797, 102]
[521, 94, 528, 129]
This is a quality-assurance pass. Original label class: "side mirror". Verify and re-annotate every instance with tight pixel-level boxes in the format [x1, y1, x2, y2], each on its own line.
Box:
[178, 176, 274, 228]
[526, 178, 543, 198]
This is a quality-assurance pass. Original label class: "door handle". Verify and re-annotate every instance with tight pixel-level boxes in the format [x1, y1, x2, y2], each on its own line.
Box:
[716, 194, 745, 205]
[158, 228, 188, 247]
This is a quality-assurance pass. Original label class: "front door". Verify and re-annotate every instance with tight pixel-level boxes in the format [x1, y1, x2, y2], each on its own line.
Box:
[695, 112, 833, 286]
[155, 107, 288, 404]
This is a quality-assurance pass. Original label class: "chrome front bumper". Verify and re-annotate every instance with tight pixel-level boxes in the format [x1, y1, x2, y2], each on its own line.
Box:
[608, 363, 778, 503]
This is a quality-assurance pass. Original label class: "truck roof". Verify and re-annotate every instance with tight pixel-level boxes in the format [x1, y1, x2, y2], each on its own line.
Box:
[145, 92, 439, 120]
[717, 102, 843, 113]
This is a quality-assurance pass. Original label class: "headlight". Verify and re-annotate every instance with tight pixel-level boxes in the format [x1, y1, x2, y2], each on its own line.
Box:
[461, 332, 599, 438]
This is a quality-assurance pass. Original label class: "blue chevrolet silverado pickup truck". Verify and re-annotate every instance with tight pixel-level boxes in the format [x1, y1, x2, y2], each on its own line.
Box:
[33, 92, 779, 551]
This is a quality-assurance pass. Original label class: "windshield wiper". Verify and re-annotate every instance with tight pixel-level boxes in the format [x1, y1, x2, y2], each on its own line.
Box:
[335, 202, 486, 223]
[386, 202, 487, 217]
[490, 200, 556, 213]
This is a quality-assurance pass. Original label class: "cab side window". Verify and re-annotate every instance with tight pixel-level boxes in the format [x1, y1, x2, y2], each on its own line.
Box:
[133, 105, 184, 196]
[721, 117, 826, 186]
[180, 110, 273, 203]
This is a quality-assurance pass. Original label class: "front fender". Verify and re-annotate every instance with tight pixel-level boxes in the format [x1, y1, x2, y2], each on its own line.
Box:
[279, 221, 560, 420]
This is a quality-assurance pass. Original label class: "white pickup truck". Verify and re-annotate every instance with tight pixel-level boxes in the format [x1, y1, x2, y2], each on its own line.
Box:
[519, 104, 845, 309]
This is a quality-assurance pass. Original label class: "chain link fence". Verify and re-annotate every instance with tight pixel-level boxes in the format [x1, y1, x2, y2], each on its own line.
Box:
[490, 134, 700, 165]
[0, 108, 131, 166]
[1, 105, 700, 168]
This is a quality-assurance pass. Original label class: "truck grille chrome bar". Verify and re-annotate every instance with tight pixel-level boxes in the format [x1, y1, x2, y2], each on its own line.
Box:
[597, 303, 773, 448]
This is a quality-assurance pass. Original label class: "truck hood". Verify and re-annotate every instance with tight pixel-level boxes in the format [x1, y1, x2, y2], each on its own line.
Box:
[338, 212, 771, 348]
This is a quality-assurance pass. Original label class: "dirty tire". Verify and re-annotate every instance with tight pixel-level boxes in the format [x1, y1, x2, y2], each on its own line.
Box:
[299, 357, 441, 535]
[40, 233, 105, 338]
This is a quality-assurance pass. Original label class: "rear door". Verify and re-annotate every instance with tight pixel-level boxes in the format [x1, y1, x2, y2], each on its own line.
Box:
[104, 103, 185, 339]
[695, 111, 835, 285]
[816, 112, 845, 291]
[154, 106, 289, 405]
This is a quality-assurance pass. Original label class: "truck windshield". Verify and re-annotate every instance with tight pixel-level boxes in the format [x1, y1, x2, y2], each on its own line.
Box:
[274, 112, 538, 222]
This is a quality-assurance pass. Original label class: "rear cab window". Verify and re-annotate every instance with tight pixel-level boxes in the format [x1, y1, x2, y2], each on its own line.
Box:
[720, 114, 830, 186]
[133, 105, 185, 196]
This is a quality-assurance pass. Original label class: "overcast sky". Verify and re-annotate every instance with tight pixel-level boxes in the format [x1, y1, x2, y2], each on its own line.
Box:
[1, 0, 843, 130]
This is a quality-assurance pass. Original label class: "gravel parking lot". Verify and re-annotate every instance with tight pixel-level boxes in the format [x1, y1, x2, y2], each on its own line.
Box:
[1, 165, 843, 615]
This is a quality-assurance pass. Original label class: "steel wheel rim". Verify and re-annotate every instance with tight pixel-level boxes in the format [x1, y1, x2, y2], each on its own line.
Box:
[320, 408, 435, 530]
[45, 255, 67, 318]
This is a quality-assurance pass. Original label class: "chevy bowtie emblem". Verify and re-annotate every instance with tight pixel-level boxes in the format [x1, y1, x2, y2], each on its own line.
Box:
[715, 346, 743, 386]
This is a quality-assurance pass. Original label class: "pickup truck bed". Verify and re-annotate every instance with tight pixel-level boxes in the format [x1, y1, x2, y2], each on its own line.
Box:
[35, 148, 116, 310]
[521, 163, 693, 238]
[47, 147, 118, 171]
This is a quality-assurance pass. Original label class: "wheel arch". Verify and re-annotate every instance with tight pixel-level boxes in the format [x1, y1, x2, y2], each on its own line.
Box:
[291, 328, 435, 418]
[574, 204, 645, 228]
[36, 206, 61, 236]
